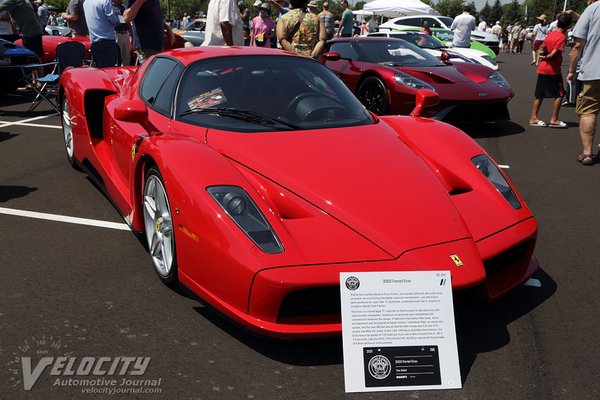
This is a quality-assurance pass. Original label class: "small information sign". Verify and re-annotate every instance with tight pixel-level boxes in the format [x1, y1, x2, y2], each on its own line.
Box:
[340, 271, 461, 393]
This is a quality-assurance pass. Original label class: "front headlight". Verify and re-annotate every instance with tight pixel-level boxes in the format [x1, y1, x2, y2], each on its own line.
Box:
[481, 55, 497, 66]
[472, 155, 521, 209]
[207, 186, 284, 254]
[488, 71, 510, 89]
[393, 72, 435, 91]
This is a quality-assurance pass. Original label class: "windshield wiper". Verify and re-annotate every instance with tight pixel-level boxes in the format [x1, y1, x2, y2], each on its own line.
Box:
[179, 107, 301, 130]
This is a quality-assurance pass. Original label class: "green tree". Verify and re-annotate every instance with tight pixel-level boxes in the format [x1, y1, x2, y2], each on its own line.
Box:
[434, 0, 464, 18]
[490, 0, 503, 23]
[502, 0, 524, 24]
[480, 1, 492, 21]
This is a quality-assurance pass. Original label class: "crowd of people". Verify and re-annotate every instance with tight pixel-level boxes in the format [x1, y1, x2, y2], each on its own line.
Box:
[0, 0, 170, 66]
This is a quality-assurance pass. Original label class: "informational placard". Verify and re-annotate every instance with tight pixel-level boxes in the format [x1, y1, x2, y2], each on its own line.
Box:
[340, 271, 461, 393]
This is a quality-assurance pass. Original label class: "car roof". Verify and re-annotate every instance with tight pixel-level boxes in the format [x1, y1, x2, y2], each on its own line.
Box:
[158, 46, 301, 66]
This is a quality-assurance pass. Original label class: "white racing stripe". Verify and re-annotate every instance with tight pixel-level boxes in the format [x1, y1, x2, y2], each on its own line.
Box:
[0, 207, 130, 231]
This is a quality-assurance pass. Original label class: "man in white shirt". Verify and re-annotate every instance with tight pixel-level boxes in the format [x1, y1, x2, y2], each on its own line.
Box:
[450, 6, 476, 48]
[491, 20, 502, 38]
[202, 0, 243, 46]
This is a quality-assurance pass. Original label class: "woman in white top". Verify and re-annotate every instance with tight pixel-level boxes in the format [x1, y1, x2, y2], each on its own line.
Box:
[531, 14, 549, 64]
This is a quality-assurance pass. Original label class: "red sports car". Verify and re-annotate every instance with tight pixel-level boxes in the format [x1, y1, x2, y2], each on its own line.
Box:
[59, 46, 538, 338]
[322, 37, 514, 121]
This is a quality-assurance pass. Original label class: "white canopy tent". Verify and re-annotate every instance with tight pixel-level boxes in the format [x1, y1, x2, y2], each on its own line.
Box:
[362, 0, 439, 18]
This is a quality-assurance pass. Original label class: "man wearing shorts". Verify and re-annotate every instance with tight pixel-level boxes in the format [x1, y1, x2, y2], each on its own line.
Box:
[529, 13, 572, 129]
[568, 0, 600, 165]
[531, 14, 548, 64]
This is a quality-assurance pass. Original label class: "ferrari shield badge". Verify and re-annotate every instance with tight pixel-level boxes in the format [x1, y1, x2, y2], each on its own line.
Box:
[450, 254, 463, 267]
[131, 144, 136, 161]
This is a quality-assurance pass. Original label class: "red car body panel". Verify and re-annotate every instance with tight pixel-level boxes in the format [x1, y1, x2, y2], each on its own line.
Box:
[59, 47, 538, 338]
[323, 37, 514, 119]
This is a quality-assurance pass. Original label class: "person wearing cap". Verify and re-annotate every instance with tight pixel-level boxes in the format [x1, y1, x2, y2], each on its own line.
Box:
[318, 1, 333, 39]
[531, 14, 549, 64]
[250, 2, 275, 47]
[491, 20, 501, 38]
[202, 0, 244, 46]
[307, 0, 317, 13]
[477, 15, 486, 32]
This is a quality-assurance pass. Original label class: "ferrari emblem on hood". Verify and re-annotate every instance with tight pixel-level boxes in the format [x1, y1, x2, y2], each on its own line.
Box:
[450, 254, 463, 267]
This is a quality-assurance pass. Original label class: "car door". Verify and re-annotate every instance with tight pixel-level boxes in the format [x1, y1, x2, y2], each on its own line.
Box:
[323, 41, 363, 91]
[111, 57, 183, 186]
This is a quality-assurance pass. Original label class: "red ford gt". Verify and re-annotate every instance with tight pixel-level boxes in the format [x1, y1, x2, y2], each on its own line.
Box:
[322, 37, 514, 121]
[59, 46, 537, 338]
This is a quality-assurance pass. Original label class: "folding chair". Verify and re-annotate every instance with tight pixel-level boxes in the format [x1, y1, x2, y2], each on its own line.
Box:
[27, 41, 86, 113]
[91, 40, 121, 68]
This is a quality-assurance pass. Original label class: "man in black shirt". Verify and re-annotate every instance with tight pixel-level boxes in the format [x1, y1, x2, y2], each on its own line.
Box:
[124, 0, 173, 63]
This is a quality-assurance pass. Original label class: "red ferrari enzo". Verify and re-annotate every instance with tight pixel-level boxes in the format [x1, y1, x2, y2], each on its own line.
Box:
[322, 37, 514, 121]
[59, 46, 537, 338]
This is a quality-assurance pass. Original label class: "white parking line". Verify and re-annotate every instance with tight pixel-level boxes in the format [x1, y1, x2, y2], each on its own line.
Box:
[0, 114, 60, 129]
[0, 207, 131, 231]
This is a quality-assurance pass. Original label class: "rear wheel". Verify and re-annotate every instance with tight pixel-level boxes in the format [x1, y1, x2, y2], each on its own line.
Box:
[357, 77, 389, 115]
[143, 167, 178, 286]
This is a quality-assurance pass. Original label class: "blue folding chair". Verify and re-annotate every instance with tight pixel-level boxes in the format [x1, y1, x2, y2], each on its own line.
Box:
[91, 40, 121, 68]
[27, 41, 87, 113]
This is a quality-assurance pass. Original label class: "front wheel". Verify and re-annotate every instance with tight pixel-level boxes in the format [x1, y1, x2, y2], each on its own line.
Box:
[143, 166, 178, 286]
[357, 77, 389, 115]
[61, 97, 80, 169]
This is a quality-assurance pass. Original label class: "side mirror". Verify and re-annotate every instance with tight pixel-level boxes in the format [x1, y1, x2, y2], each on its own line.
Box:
[439, 51, 451, 62]
[114, 100, 148, 124]
[322, 51, 342, 61]
[410, 89, 440, 118]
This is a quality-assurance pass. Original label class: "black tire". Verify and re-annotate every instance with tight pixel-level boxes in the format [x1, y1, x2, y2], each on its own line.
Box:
[357, 76, 389, 115]
[143, 166, 179, 287]
[61, 97, 81, 170]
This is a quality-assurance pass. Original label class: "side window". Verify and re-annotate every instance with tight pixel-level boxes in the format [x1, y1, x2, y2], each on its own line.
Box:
[140, 58, 178, 106]
[396, 18, 419, 27]
[426, 18, 442, 28]
[330, 42, 358, 60]
[153, 63, 184, 116]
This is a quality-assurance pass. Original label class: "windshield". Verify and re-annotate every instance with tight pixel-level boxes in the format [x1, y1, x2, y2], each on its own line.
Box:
[176, 55, 373, 132]
[439, 17, 454, 27]
[432, 29, 454, 42]
[360, 39, 442, 67]
[389, 32, 446, 49]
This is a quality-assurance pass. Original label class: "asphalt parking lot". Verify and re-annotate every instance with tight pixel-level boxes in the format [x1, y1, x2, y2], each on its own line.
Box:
[1, 52, 599, 400]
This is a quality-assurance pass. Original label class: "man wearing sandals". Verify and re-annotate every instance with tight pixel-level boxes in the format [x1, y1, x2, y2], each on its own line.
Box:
[568, 0, 600, 166]
[529, 13, 572, 129]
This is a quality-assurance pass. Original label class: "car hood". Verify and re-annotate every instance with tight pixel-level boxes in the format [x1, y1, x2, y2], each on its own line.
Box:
[395, 65, 508, 100]
[207, 122, 472, 257]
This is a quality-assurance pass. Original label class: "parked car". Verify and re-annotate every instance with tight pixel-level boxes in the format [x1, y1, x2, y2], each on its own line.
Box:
[378, 15, 500, 54]
[45, 25, 72, 36]
[174, 18, 206, 46]
[396, 27, 496, 58]
[0, 38, 40, 93]
[367, 31, 498, 70]
[322, 37, 512, 120]
[59, 45, 538, 338]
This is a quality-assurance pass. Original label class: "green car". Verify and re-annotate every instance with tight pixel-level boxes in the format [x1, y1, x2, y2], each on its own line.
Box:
[393, 27, 496, 58]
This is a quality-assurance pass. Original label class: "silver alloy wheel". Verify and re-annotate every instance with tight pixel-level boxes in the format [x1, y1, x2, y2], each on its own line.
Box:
[62, 98, 74, 160]
[143, 174, 174, 277]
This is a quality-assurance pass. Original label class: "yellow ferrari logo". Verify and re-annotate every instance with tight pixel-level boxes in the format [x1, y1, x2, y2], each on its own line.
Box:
[131, 144, 136, 161]
[450, 254, 463, 267]
[155, 220, 161, 232]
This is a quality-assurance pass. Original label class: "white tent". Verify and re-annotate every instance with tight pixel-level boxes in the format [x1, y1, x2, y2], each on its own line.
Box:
[362, 0, 439, 18]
